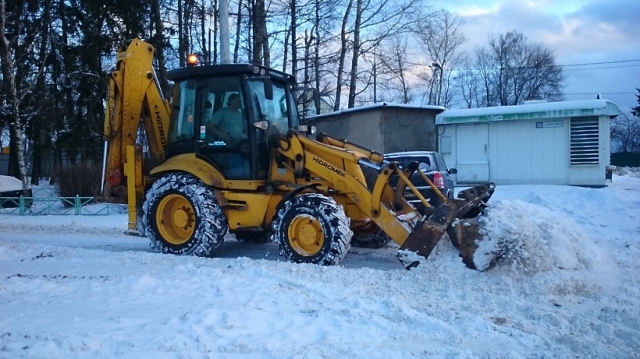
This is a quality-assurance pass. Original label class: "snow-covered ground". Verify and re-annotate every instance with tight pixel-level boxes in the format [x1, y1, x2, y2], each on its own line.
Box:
[1, 172, 639, 358]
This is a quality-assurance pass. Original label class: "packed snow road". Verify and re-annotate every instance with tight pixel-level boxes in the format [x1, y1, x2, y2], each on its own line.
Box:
[1, 175, 639, 358]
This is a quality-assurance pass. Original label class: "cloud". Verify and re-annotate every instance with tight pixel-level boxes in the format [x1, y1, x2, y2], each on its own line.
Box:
[439, 0, 640, 109]
[447, 0, 639, 56]
[569, 0, 640, 35]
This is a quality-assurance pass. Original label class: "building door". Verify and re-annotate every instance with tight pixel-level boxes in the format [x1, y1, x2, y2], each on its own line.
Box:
[456, 124, 489, 183]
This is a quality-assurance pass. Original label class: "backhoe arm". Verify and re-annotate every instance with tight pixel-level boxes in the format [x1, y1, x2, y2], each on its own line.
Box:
[101, 39, 171, 230]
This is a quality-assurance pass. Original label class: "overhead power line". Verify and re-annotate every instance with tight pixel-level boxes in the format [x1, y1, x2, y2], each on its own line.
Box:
[558, 59, 640, 67]
[565, 92, 636, 95]
[562, 64, 640, 72]
[404, 59, 640, 72]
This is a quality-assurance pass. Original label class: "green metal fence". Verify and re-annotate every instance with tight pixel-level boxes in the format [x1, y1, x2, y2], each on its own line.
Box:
[0, 191, 125, 216]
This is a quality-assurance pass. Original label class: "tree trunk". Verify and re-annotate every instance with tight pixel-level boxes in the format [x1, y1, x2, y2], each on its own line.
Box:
[233, 0, 242, 62]
[282, 15, 289, 73]
[151, 0, 170, 95]
[178, 0, 184, 66]
[252, 0, 266, 65]
[30, 143, 41, 186]
[0, 0, 29, 191]
[200, 0, 207, 62]
[290, 0, 297, 78]
[334, 0, 354, 111]
[30, 0, 51, 186]
[213, 0, 218, 63]
[347, 0, 362, 108]
[313, 0, 320, 100]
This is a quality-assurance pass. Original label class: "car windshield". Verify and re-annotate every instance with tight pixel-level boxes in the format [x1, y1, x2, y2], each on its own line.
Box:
[385, 155, 436, 172]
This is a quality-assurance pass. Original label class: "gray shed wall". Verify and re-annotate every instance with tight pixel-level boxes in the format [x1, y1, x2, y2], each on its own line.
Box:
[382, 108, 437, 153]
[309, 106, 441, 154]
[311, 111, 386, 153]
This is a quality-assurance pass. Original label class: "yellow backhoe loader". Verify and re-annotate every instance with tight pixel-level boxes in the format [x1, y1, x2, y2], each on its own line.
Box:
[101, 39, 497, 270]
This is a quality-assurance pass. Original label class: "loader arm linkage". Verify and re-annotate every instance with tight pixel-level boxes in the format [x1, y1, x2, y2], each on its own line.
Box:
[272, 131, 495, 269]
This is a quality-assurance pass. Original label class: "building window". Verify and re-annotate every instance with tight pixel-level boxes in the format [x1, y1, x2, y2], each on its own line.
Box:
[570, 117, 599, 165]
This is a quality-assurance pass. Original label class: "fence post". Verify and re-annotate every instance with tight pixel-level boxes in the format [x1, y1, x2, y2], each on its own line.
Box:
[19, 196, 24, 215]
[75, 195, 80, 215]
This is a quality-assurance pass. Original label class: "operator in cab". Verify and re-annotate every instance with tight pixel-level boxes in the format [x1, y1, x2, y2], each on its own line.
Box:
[205, 93, 248, 147]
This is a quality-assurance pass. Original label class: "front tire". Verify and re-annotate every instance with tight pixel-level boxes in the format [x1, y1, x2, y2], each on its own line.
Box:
[271, 193, 352, 266]
[143, 173, 228, 256]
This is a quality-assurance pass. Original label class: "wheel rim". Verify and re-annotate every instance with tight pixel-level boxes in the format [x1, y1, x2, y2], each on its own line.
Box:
[287, 214, 324, 256]
[156, 194, 196, 245]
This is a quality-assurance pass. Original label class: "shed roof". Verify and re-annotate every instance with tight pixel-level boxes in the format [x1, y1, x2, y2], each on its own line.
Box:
[308, 102, 446, 122]
[435, 99, 621, 125]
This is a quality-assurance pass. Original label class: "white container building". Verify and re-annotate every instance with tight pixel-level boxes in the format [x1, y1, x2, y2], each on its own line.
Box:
[435, 99, 621, 187]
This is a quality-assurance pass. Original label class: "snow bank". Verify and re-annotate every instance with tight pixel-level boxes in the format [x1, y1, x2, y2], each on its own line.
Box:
[475, 200, 602, 274]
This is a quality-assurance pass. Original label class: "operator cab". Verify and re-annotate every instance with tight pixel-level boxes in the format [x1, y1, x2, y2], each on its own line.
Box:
[165, 64, 305, 180]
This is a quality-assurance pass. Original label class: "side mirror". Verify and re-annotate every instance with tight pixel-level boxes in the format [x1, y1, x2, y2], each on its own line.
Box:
[449, 168, 458, 174]
[254, 120, 270, 131]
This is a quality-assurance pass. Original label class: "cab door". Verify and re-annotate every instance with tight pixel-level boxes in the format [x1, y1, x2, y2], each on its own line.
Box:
[195, 77, 254, 180]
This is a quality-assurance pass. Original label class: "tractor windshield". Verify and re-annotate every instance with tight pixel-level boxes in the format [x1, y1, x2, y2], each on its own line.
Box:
[248, 79, 300, 133]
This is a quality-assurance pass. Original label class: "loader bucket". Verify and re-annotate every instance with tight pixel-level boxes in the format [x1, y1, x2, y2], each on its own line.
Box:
[396, 183, 495, 270]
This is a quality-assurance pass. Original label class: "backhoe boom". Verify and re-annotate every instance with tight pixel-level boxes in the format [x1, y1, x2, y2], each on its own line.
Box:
[101, 39, 171, 231]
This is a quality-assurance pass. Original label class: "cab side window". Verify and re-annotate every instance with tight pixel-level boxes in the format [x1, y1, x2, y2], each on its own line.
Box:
[168, 81, 197, 143]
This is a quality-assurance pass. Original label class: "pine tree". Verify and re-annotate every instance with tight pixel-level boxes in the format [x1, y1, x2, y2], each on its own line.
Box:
[632, 88, 640, 117]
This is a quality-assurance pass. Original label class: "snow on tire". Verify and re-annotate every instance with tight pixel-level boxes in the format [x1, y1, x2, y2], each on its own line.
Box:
[143, 173, 227, 257]
[271, 193, 352, 266]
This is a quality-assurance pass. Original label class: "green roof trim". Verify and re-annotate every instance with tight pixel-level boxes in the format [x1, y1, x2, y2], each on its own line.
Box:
[436, 100, 621, 125]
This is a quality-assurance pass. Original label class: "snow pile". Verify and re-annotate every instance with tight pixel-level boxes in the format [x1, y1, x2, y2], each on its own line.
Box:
[612, 166, 640, 179]
[474, 200, 601, 273]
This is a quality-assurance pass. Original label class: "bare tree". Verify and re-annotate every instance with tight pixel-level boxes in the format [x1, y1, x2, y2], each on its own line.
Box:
[0, 0, 48, 191]
[414, 10, 466, 106]
[611, 111, 640, 153]
[453, 56, 483, 108]
[612, 89, 640, 153]
[335, 0, 421, 109]
[376, 36, 415, 104]
[475, 31, 564, 107]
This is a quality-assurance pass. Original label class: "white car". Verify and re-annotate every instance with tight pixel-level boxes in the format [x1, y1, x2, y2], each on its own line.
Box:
[0, 175, 31, 208]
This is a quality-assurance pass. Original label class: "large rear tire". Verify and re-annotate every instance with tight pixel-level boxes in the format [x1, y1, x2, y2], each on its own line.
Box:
[271, 193, 352, 266]
[143, 173, 227, 256]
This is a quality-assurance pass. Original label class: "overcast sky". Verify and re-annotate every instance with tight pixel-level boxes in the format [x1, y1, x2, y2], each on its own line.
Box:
[433, 0, 640, 111]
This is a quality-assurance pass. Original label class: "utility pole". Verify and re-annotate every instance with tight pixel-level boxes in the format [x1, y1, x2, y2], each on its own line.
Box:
[219, 0, 230, 64]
